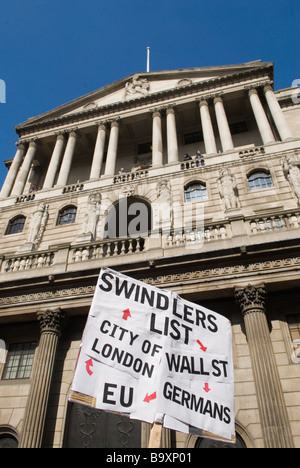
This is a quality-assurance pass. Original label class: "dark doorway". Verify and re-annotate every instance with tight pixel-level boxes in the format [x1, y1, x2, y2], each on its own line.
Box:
[63, 402, 142, 448]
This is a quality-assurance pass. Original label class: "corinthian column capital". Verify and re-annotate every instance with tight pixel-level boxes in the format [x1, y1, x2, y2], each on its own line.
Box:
[166, 104, 176, 115]
[108, 117, 120, 128]
[37, 308, 65, 335]
[235, 284, 267, 315]
[94, 120, 107, 130]
[263, 82, 274, 93]
[198, 97, 210, 107]
[68, 128, 80, 139]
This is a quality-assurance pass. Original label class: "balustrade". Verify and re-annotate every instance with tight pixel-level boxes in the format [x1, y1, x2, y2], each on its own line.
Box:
[248, 212, 300, 234]
[113, 169, 148, 184]
[4, 252, 54, 272]
[166, 223, 230, 247]
[72, 237, 145, 263]
[2, 211, 300, 274]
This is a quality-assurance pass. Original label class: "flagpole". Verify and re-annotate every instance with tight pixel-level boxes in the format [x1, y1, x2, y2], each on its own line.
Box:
[147, 47, 150, 73]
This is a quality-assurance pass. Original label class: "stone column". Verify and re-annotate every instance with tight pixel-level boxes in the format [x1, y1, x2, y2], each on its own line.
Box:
[12, 140, 39, 196]
[151, 109, 163, 166]
[264, 84, 293, 141]
[213, 95, 234, 152]
[235, 285, 294, 448]
[43, 133, 66, 189]
[90, 122, 107, 179]
[0, 142, 27, 198]
[104, 119, 120, 176]
[248, 87, 275, 145]
[166, 106, 179, 164]
[56, 129, 79, 186]
[198, 98, 217, 155]
[19, 308, 65, 448]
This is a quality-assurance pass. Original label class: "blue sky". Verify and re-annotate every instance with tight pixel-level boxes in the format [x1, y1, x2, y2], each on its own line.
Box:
[0, 0, 299, 186]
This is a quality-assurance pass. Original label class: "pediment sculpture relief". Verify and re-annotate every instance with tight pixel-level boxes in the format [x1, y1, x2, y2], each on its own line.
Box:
[124, 75, 150, 100]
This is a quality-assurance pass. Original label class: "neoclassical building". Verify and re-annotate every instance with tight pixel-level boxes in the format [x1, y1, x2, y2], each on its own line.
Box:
[0, 60, 299, 448]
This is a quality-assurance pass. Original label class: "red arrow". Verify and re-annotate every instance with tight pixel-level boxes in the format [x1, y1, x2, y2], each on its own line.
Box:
[197, 339, 207, 352]
[143, 391, 157, 403]
[203, 383, 211, 393]
[85, 358, 93, 376]
[122, 308, 131, 320]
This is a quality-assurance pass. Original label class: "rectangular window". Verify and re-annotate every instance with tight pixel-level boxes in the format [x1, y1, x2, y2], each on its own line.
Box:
[2, 342, 37, 380]
[229, 121, 248, 135]
[137, 142, 152, 155]
[184, 131, 203, 145]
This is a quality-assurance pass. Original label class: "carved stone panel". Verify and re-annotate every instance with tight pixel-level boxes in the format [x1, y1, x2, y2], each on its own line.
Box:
[63, 402, 141, 448]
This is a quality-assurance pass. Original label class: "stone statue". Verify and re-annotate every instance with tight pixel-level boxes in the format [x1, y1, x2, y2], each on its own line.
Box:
[217, 168, 239, 210]
[82, 192, 101, 240]
[27, 203, 48, 245]
[157, 179, 171, 203]
[125, 75, 150, 100]
[155, 179, 172, 233]
[283, 156, 300, 204]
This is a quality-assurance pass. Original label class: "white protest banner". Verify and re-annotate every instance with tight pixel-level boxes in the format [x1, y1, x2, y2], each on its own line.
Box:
[69, 267, 235, 441]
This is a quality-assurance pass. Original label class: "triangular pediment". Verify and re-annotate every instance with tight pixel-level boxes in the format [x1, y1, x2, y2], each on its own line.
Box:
[16, 60, 272, 132]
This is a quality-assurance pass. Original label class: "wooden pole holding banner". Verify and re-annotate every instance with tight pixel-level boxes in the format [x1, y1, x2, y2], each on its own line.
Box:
[148, 422, 162, 448]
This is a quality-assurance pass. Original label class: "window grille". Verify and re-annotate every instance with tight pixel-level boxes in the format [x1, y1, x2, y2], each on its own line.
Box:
[2, 342, 37, 380]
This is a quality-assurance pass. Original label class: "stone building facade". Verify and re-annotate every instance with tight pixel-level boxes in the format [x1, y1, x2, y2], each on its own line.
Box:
[0, 60, 299, 448]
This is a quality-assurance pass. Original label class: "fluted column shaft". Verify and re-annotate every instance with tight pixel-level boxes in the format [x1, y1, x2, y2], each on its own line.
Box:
[12, 140, 39, 196]
[104, 120, 119, 176]
[235, 285, 294, 448]
[90, 122, 107, 179]
[166, 106, 179, 163]
[152, 109, 163, 166]
[19, 309, 65, 448]
[198, 99, 217, 155]
[0, 142, 26, 198]
[43, 134, 66, 189]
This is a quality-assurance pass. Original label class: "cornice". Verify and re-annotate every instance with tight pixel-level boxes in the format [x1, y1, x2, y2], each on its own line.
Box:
[0, 253, 298, 311]
[15, 65, 273, 138]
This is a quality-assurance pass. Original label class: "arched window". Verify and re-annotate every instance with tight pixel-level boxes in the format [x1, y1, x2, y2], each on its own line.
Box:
[185, 182, 208, 202]
[104, 197, 152, 239]
[195, 432, 246, 448]
[57, 206, 77, 225]
[248, 170, 272, 191]
[5, 216, 26, 235]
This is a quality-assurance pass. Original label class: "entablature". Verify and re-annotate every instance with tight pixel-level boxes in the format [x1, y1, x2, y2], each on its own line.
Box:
[15, 65, 274, 138]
